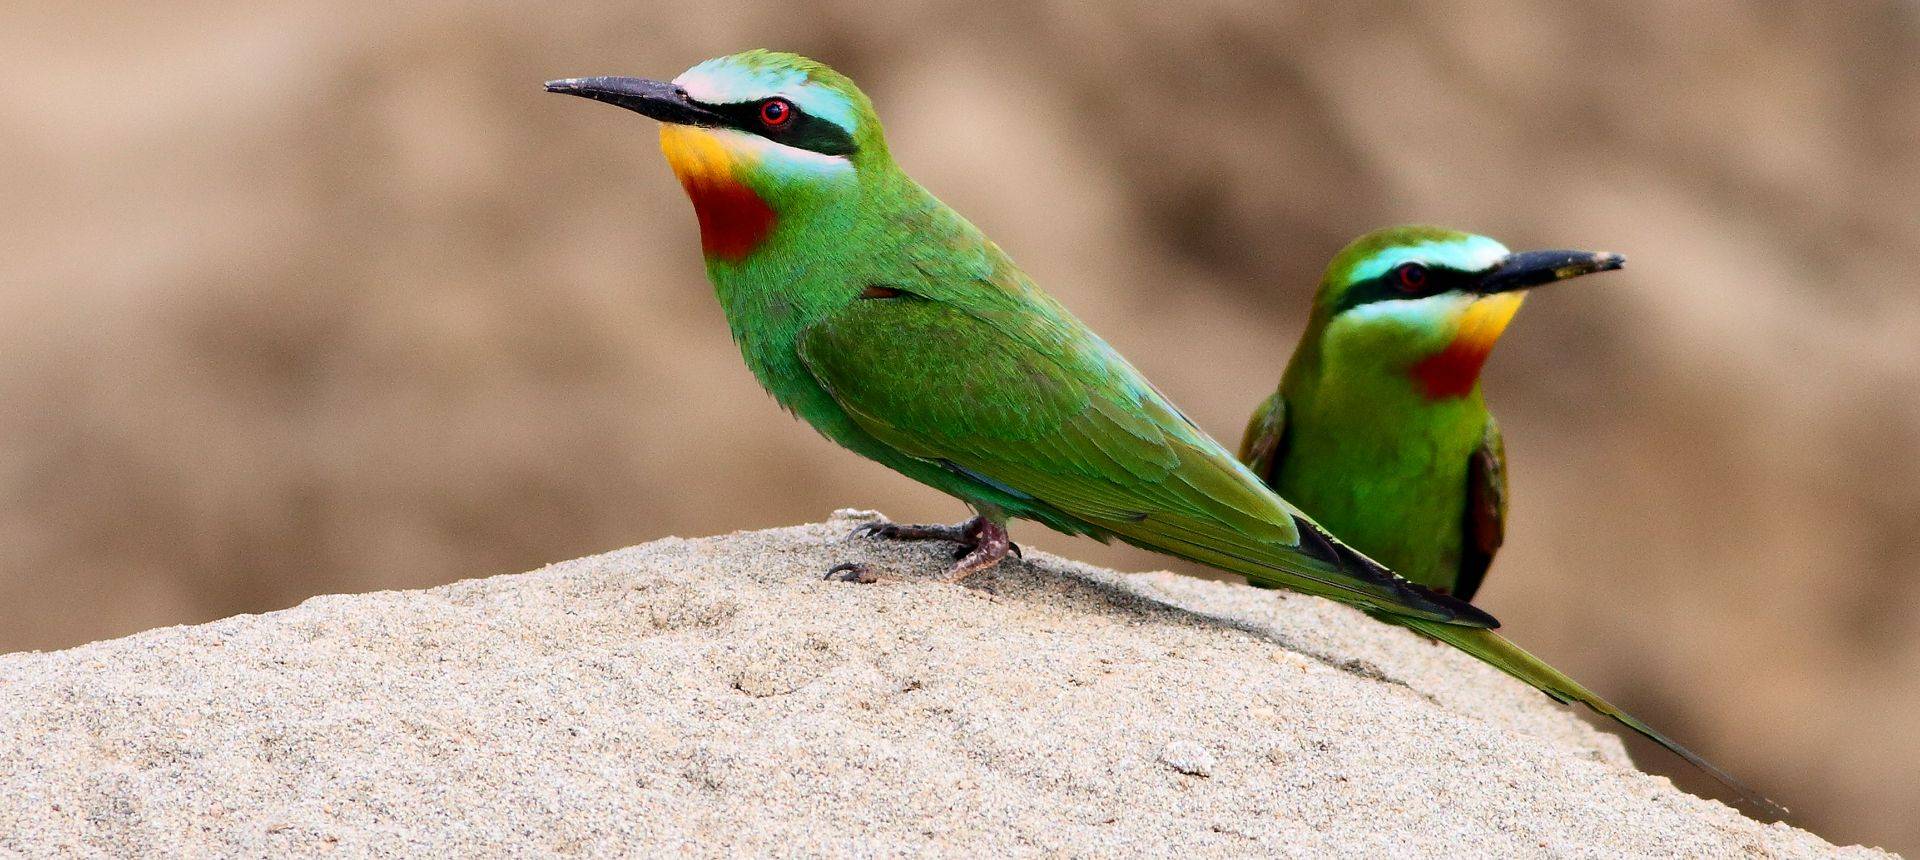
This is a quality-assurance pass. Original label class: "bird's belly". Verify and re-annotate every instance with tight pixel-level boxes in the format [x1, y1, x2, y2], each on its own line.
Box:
[1273, 421, 1476, 589]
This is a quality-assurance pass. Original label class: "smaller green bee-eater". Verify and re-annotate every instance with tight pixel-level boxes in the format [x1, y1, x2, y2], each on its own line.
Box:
[545, 50, 1775, 815]
[1240, 227, 1622, 600]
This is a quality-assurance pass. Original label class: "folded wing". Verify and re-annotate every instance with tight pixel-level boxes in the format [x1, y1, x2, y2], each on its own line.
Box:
[795, 283, 1494, 628]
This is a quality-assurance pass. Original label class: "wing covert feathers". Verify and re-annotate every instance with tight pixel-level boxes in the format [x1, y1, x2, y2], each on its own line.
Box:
[795, 291, 1494, 627]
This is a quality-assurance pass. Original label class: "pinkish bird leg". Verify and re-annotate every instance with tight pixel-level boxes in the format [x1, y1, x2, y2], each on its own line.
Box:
[946, 517, 1012, 583]
[836, 515, 1018, 583]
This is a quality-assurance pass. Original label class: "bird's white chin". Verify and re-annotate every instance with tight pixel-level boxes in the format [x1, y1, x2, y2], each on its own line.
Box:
[1335, 293, 1478, 328]
[1322, 293, 1480, 365]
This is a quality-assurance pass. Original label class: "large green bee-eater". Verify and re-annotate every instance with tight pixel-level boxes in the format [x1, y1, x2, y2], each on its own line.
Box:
[1240, 227, 1622, 600]
[546, 50, 1772, 812]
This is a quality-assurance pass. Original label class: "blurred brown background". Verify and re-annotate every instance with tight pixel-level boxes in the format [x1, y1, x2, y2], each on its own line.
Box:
[2, 0, 1916, 852]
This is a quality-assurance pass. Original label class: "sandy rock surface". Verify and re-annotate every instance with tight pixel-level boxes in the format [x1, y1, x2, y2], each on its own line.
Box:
[0, 511, 1885, 857]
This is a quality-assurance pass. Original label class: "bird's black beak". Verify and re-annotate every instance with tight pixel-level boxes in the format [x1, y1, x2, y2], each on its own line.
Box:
[543, 76, 725, 127]
[1475, 249, 1625, 294]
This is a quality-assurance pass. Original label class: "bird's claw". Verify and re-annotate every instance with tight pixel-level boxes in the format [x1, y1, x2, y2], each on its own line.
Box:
[824, 562, 885, 584]
[836, 515, 1012, 584]
[847, 520, 969, 543]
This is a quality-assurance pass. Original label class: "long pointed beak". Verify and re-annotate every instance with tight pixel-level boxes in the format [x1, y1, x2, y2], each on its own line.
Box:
[543, 76, 726, 126]
[1476, 249, 1625, 294]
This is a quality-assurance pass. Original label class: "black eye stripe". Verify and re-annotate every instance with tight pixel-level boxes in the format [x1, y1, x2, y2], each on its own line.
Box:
[1330, 265, 1473, 315]
[696, 98, 858, 157]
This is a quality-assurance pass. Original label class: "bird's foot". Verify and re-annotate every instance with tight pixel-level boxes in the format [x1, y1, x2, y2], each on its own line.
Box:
[823, 562, 894, 584]
[953, 537, 1023, 562]
[847, 519, 972, 543]
[839, 515, 1019, 583]
[945, 517, 1013, 583]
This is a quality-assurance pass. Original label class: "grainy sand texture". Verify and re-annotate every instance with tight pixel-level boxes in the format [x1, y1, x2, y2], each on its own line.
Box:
[0, 511, 1887, 858]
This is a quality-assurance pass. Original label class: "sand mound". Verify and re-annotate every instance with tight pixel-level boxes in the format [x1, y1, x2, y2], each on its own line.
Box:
[0, 511, 1881, 857]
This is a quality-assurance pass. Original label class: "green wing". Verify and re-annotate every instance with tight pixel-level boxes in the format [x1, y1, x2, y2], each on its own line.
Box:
[1237, 390, 1288, 484]
[1456, 417, 1508, 602]
[794, 283, 1492, 627]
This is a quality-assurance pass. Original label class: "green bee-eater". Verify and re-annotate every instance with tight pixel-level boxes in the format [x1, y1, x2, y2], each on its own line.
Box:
[546, 50, 1772, 812]
[1240, 227, 1622, 600]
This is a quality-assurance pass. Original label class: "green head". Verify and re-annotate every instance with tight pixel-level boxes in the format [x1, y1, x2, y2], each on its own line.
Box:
[545, 50, 891, 261]
[1301, 226, 1623, 400]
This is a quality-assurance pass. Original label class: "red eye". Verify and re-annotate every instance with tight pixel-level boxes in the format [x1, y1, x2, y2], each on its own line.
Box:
[759, 98, 794, 129]
[1394, 262, 1429, 293]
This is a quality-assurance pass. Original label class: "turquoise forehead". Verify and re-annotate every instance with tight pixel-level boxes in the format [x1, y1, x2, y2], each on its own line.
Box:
[1344, 235, 1510, 283]
[674, 55, 860, 136]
